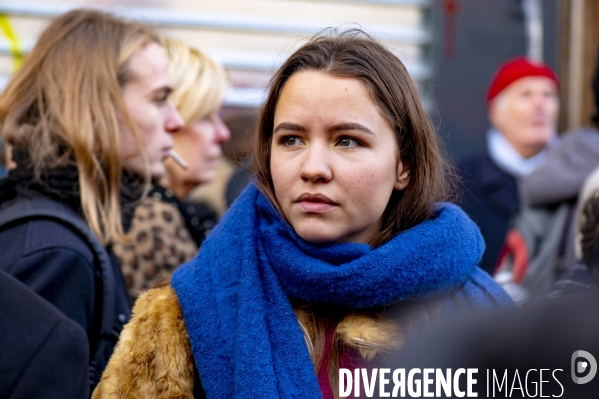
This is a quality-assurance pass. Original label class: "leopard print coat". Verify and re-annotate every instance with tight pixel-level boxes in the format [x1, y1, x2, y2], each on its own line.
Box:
[113, 197, 198, 300]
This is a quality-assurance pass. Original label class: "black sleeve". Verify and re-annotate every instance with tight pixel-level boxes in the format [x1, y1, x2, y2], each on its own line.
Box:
[0, 269, 89, 399]
[8, 319, 89, 399]
[10, 247, 95, 332]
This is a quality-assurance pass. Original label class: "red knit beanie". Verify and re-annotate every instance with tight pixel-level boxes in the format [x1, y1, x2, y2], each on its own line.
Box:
[486, 57, 559, 105]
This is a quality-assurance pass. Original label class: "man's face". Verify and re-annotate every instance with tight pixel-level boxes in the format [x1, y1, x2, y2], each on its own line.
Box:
[119, 42, 184, 179]
[489, 76, 559, 159]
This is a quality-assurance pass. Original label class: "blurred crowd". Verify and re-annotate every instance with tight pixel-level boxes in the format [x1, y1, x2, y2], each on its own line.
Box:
[0, 6, 598, 399]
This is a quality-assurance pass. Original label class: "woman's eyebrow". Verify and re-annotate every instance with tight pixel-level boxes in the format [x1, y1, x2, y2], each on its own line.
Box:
[273, 122, 306, 134]
[329, 123, 374, 135]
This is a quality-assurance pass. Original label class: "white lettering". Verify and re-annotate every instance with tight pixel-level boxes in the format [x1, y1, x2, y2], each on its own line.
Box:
[552, 369, 564, 398]
[392, 369, 406, 397]
[510, 370, 524, 397]
[539, 369, 549, 397]
[492, 370, 508, 396]
[467, 369, 478, 397]
[362, 368, 378, 397]
[379, 368, 390, 397]
[436, 368, 452, 396]
[423, 368, 434, 397]
[355, 368, 361, 397]
[408, 369, 422, 397]
[339, 369, 352, 397]
[454, 369, 465, 398]
[525, 369, 538, 397]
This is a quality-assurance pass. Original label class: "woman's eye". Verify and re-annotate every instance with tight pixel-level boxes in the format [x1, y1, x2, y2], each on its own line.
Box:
[281, 136, 302, 146]
[337, 137, 360, 147]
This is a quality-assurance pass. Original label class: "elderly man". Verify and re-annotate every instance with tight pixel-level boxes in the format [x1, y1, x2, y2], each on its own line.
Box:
[460, 57, 559, 274]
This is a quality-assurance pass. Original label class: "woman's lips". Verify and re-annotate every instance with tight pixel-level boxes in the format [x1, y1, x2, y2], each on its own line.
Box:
[296, 201, 337, 213]
[295, 193, 338, 213]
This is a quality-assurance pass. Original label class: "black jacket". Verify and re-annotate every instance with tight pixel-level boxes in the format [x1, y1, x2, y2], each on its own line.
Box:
[388, 292, 599, 398]
[0, 270, 89, 398]
[0, 178, 131, 391]
[459, 153, 519, 274]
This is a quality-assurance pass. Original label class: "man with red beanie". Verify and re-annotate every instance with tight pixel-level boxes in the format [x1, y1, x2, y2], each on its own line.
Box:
[460, 57, 560, 274]
[493, 52, 599, 301]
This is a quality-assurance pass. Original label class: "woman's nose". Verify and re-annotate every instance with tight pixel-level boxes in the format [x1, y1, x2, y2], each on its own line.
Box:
[212, 114, 231, 143]
[165, 100, 184, 133]
[300, 142, 332, 183]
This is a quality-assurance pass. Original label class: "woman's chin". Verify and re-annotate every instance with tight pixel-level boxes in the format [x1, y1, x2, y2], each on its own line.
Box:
[293, 226, 342, 244]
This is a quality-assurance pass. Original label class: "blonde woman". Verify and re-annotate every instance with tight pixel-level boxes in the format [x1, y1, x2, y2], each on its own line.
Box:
[0, 9, 183, 390]
[113, 38, 230, 300]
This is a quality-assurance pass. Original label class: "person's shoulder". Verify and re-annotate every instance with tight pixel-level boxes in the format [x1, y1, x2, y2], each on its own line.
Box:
[452, 268, 515, 309]
[457, 152, 493, 185]
[93, 285, 194, 398]
[458, 150, 490, 168]
[132, 285, 183, 321]
[0, 216, 95, 263]
[117, 285, 186, 343]
[560, 126, 599, 144]
[539, 127, 599, 160]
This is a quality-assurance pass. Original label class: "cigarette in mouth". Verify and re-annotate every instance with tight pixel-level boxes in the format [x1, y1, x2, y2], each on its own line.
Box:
[168, 149, 188, 170]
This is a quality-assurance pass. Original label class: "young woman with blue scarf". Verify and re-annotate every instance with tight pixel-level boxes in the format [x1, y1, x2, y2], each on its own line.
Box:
[93, 30, 513, 399]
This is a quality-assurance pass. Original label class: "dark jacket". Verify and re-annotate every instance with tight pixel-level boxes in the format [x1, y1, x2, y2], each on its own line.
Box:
[0, 178, 131, 390]
[389, 292, 599, 398]
[551, 262, 599, 297]
[459, 152, 519, 274]
[0, 270, 89, 398]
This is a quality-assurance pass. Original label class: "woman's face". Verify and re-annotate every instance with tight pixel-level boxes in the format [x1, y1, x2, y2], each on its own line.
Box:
[164, 111, 231, 189]
[120, 42, 184, 179]
[270, 70, 410, 244]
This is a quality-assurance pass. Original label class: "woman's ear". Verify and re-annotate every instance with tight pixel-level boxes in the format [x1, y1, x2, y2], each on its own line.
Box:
[394, 160, 410, 190]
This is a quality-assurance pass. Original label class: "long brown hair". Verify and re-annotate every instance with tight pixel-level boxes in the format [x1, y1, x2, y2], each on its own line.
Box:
[252, 29, 454, 397]
[252, 29, 453, 247]
[0, 9, 159, 244]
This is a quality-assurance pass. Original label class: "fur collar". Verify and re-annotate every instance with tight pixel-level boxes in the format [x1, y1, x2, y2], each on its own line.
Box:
[93, 287, 403, 398]
[92, 286, 194, 398]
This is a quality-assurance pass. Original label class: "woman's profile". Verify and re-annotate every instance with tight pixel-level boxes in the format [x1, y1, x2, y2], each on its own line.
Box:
[0, 8, 183, 391]
[94, 29, 512, 399]
[114, 37, 230, 300]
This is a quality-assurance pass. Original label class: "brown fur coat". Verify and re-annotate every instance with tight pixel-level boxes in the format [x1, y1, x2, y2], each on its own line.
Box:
[92, 286, 195, 398]
[92, 286, 405, 398]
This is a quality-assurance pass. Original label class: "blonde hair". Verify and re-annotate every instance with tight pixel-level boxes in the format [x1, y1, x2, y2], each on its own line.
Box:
[162, 37, 228, 123]
[0, 9, 159, 244]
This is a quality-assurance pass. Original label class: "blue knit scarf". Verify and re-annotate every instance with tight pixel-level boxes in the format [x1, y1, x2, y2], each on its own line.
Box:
[172, 184, 485, 399]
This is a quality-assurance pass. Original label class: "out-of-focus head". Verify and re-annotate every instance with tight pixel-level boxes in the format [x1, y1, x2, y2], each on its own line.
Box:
[0, 8, 182, 243]
[161, 37, 230, 198]
[253, 29, 451, 247]
[487, 57, 559, 159]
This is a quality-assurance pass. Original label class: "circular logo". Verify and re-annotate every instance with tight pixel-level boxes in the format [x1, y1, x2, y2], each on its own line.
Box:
[571, 350, 597, 384]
